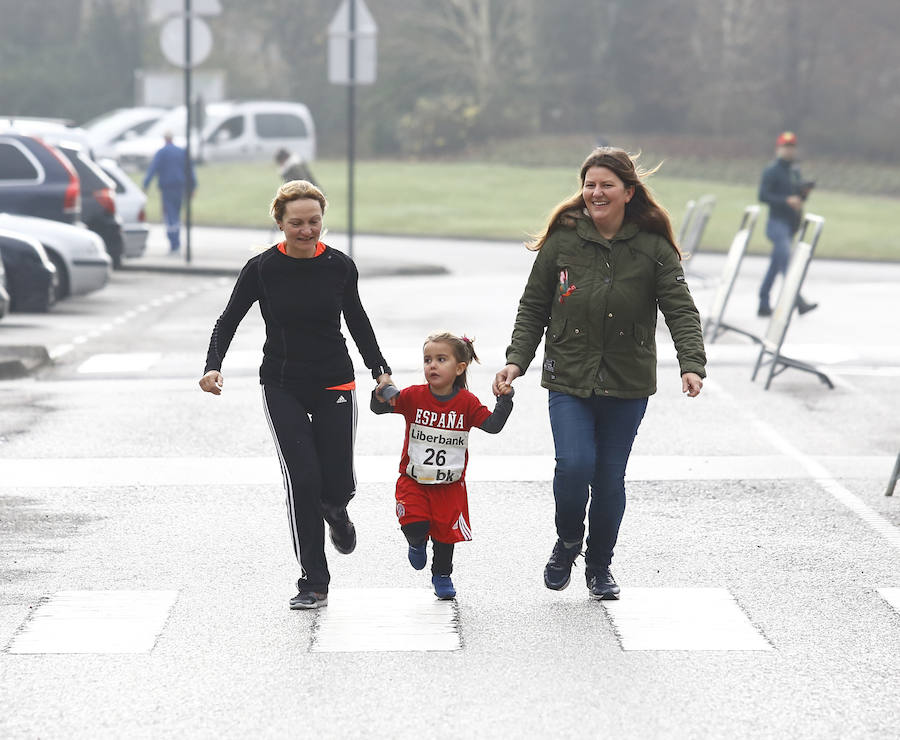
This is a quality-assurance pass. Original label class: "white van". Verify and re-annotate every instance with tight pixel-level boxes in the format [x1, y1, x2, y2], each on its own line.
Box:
[115, 101, 316, 169]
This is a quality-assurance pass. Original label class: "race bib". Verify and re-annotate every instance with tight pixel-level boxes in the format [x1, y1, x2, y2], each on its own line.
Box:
[405, 423, 468, 484]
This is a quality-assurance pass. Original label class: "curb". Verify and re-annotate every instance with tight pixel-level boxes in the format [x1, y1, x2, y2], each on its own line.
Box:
[120, 263, 242, 278]
[0, 345, 51, 379]
[120, 261, 449, 279]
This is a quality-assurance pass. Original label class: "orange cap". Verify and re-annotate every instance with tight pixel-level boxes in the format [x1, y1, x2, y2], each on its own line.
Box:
[776, 131, 797, 147]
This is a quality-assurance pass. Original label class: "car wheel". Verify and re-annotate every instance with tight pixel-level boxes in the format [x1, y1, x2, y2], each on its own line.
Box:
[47, 251, 70, 301]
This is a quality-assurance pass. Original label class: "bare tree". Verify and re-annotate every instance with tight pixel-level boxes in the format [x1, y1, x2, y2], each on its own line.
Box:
[398, 0, 535, 108]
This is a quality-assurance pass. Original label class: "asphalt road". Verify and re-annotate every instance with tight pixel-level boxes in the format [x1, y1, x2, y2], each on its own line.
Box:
[1, 225, 898, 738]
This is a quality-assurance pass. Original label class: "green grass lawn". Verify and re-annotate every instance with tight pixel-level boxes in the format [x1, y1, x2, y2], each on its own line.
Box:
[140, 159, 900, 261]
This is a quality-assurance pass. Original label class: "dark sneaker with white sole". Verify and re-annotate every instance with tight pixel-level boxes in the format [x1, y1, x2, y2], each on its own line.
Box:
[587, 567, 620, 600]
[543, 539, 581, 590]
[290, 590, 328, 610]
[326, 507, 357, 554]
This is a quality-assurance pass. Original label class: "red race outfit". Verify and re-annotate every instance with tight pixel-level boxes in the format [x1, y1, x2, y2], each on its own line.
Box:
[391, 384, 492, 544]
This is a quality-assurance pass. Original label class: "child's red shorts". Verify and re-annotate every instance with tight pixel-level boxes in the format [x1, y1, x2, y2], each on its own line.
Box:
[394, 474, 472, 544]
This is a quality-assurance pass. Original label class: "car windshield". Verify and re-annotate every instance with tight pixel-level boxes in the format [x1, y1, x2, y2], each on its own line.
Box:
[59, 146, 115, 191]
[139, 105, 230, 141]
[83, 109, 166, 139]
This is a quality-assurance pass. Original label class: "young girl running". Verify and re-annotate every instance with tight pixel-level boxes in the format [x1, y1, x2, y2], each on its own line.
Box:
[371, 332, 514, 599]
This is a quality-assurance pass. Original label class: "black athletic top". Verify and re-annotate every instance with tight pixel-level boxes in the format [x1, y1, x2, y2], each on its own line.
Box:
[204, 244, 391, 390]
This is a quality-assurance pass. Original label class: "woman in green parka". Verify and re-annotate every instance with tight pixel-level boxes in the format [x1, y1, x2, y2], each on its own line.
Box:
[492, 147, 706, 600]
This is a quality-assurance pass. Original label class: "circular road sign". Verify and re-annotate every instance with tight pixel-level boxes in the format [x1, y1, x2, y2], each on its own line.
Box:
[160, 16, 213, 68]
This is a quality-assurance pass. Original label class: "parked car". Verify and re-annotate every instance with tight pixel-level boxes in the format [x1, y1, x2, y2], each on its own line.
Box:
[0, 130, 81, 223]
[54, 142, 125, 268]
[115, 100, 316, 170]
[98, 157, 149, 258]
[0, 117, 93, 153]
[0, 255, 9, 319]
[0, 229, 57, 312]
[82, 107, 168, 160]
[0, 213, 110, 300]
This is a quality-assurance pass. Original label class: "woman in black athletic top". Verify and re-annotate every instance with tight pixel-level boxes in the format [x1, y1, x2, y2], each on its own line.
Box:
[199, 179, 392, 610]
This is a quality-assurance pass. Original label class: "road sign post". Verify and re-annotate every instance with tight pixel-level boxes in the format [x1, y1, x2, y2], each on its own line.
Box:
[153, 0, 219, 264]
[329, 0, 377, 260]
[184, 0, 192, 263]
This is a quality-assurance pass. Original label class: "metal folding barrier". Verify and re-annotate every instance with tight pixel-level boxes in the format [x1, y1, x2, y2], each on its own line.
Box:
[751, 214, 833, 390]
[703, 205, 760, 344]
[676, 199, 696, 248]
[680, 194, 716, 260]
[886, 452, 900, 496]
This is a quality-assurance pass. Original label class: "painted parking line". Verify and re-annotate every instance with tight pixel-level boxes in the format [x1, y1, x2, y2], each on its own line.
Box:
[878, 588, 900, 614]
[310, 588, 460, 653]
[0, 455, 894, 489]
[707, 380, 900, 553]
[6, 590, 178, 654]
[77, 352, 162, 373]
[602, 588, 772, 651]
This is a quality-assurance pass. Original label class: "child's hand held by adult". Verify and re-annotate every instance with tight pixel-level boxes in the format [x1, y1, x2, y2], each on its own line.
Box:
[377, 381, 400, 405]
[492, 363, 521, 396]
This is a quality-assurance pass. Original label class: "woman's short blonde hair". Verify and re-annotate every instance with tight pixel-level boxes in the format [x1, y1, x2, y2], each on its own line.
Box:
[269, 180, 328, 222]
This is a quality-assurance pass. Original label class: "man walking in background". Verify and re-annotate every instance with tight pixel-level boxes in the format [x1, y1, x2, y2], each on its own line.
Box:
[275, 148, 318, 188]
[757, 131, 817, 317]
[143, 132, 196, 254]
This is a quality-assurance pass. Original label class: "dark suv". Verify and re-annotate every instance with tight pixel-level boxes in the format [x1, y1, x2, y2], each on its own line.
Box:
[55, 142, 125, 268]
[0, 131, 81, 223]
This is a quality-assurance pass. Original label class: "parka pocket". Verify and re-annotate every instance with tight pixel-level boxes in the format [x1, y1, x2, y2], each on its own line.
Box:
[548, 318, 567, 344]
[633, 322, 654, 349]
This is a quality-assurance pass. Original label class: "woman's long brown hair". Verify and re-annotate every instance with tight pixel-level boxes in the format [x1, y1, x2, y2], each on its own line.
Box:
[527, 147, 680, 259]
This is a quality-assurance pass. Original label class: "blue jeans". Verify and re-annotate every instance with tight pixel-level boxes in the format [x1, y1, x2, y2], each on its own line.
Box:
[161, 187, 184, 250]
[548, 391, 648, 572]
[759, 219, 794, 307]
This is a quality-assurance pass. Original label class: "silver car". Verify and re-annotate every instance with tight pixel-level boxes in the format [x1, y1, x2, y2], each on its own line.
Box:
[0, 213, 110, 300]
[82, 107, 167, 160]
[99, 157, 149, 259]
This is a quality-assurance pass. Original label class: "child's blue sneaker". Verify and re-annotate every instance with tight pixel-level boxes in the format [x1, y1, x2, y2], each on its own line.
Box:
[432, 574, 456, 599]
[408, 543, 427, 570]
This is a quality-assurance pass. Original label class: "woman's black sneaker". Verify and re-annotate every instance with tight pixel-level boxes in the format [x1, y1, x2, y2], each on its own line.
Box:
[543, 539, 581, 590]
[290, 590, 328, 610]
[326, 507, 357, 554]
[587, 567, 620, 600]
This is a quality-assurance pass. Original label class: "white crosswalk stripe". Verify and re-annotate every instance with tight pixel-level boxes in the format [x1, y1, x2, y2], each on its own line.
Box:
[0, 454, 892, 488]
[6, 591, 178, 654]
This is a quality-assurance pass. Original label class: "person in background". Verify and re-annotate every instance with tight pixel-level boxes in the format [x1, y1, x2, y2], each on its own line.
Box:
[757, 131, 817, 317]
[275, 148, 318, 188]
[493, 147, 706, 601]
[143, 131, 196, 254]
[198, 180, 392, 610]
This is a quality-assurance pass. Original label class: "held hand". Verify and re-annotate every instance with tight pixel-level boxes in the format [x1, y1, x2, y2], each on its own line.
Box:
[786, 195, 804, 211]
[199, 370, 224, 395]
[682, 372, 703, 398]
[375, 375, 397, 406]
[493, 364, 521, 396]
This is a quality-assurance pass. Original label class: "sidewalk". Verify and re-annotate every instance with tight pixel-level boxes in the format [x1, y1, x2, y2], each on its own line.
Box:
[121, 225, 450, 279]
[0, 225, 448, 377]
